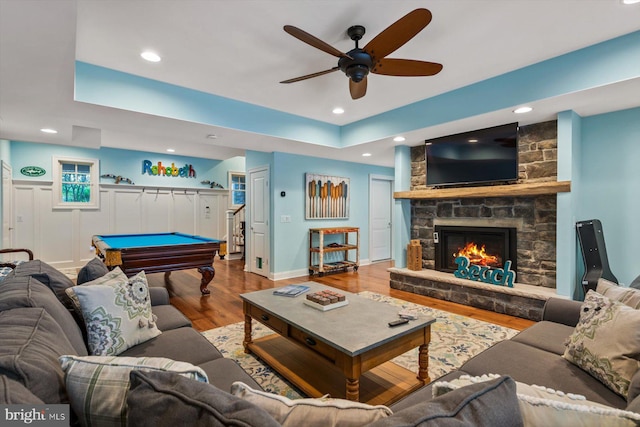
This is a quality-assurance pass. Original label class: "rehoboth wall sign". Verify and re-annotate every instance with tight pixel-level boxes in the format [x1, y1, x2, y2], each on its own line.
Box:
[142, 160, 196, 178]
[20, 166, 46, 177]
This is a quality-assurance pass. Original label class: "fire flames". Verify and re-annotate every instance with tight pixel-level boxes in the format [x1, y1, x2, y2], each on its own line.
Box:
[454, 242, 501, 267]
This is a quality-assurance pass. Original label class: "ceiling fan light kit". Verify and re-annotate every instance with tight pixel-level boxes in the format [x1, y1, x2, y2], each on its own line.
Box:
[281, 8, 442, 100]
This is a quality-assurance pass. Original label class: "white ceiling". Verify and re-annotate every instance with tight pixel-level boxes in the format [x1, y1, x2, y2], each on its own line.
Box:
[1, 0, 639, 167]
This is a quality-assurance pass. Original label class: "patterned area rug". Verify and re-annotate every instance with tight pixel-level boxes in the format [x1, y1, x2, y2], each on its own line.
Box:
[201, 291, 518, 399]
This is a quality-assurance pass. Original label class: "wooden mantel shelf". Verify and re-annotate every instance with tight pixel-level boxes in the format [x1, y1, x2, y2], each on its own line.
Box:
[394, 181, 571, 200]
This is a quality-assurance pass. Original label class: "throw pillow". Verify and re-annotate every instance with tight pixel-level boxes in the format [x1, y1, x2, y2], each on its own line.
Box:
[6, 260, 76, 309]
[65, 267, 129, 314]
[76, 257, 110, 285]
[231, 381, 392, 426]
[563, 290, 640, 398]
[369, 376, 523, 427]
[0, 307, 78, 404]
[433, 373, 640, 427]
[59, 355, 208, 427]
[127, 370, 281, 427]
[71, 271, 161, 356]
[596, 278, 640, 309]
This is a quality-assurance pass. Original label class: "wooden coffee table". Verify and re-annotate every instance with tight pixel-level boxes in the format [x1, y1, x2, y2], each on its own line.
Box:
[241, 282, 435, 405]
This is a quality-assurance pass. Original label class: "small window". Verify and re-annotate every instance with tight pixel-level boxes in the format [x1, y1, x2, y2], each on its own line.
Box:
[229, 171, 245, 208]
[53, 156, 99, 209]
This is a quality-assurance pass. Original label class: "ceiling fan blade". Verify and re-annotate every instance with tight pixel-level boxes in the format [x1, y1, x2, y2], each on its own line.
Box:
[349, 77, 367, 100]
[371, 58, 442, 76]
[284, 25, 351, 59]
[363, 8, 432, 61]
[280, 67, 340, 84]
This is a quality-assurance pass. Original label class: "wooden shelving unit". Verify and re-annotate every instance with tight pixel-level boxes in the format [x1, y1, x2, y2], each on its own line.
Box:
[309, 227, 359, 276]
[394, 181, 571, 200]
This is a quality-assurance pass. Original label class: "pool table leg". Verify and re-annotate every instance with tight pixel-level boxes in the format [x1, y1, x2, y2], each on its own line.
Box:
[198, 266, 215, 295]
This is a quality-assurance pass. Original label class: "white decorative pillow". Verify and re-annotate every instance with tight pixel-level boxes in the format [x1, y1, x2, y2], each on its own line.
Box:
[563, 290, 640, 397]
[59, 355, 208, 427]
[433, 374, 640, 427]
[596, 278, 640, 309]
[71, 271, 161, 356]
[230, 381, 392, 427]
[65, 267, 129, 313]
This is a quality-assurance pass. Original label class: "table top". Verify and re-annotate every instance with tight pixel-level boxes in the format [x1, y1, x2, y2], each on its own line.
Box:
[241, 282, 435, 357]
[93, 232, 222, 249]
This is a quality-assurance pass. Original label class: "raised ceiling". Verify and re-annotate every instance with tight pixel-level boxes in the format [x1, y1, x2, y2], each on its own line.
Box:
[1, 0, 639, 167]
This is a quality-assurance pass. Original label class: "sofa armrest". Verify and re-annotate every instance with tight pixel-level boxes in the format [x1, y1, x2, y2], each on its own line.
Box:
[542, 297, 582, 327]
[149, 287, 170, 306]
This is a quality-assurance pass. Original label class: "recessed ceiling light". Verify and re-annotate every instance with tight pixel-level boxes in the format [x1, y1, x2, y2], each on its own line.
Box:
[140, 51, 161, 62]
[468, 139, 478, 143]
[166, 148, 175, 153]
[40, 128, 58, 134]
[206, 134, 217, 139]
[513, 106, 533, 114]
[362, 153, 372, 157]
[622, 0, 640, 4]
[393, 136, 406, 142]
[332, 107, 345, 115]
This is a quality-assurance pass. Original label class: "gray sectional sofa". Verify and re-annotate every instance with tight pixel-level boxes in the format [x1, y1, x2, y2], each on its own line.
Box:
[2, 253, 639, 426]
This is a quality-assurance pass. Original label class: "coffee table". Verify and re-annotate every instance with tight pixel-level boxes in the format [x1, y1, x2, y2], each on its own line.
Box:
[241, 282, 435, 405]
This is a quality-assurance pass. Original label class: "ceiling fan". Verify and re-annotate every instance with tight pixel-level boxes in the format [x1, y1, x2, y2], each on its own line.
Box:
[280, 8, 443, 100]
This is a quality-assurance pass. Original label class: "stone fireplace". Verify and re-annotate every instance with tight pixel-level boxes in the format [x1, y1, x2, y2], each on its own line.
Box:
[390, 120, 561, 321]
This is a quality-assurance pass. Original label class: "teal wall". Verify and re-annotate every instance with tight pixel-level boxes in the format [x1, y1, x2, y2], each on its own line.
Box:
[10, 141, 243, 189]
[271, 152, 393, 273]
[576, 107, 640, 286]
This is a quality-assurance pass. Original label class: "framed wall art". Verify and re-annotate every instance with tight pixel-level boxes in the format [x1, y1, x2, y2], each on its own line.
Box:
[305, 173, 350, 219]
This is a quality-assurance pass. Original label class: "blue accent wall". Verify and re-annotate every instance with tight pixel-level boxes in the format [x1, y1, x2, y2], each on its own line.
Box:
[576, 107, 640, 286]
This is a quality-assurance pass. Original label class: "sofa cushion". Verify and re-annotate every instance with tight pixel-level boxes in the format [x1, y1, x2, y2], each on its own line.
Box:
[118, 327, 223, 365]
[434, 373, 640, 427]
[389, 371, 469, 413]
[127, 371, 281, 427]
[231, 381, 392, 426]
[71, 271, 162, 356]
[0, 374, 44, 404]
[151, 304, 192, 331]
[563, 290, 640, 398]
[460, 340, 627, 409]
[0, 275, 87, 355]
[76, 257, 110, 285]
[7, 260, 76, 309]
[368, 376, 523, 427]
[59, 355, 208, 427]
[597, 278, 640, 309]
[511, 320, 574, 355]
[198, 358, 263, 393]
[0, 307, 77, 403]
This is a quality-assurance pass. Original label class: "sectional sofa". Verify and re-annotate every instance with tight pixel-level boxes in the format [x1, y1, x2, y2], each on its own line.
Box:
[2, 254, 640, 426]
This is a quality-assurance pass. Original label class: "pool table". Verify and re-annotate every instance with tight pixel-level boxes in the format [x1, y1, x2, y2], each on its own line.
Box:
[91, 232, 226, 295]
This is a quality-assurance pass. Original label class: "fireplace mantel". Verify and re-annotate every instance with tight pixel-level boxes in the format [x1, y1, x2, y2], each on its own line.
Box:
[394, 181, 571, 200]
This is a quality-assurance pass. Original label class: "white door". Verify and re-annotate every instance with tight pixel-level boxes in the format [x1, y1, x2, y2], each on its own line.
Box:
[2, 161, 13, 250]
[248, 166, 269, 277]
[370, 176, 393, 261]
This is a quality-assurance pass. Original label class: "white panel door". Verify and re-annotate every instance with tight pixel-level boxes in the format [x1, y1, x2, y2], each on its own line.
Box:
[113, 190, 142, 234]
[2, 162, 13, 250]
[248, 167, 269, 277]
[13, 186, 36, 253]
[370, 177, 393, 261]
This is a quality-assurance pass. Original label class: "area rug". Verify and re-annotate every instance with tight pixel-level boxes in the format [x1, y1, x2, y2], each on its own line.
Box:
[201, 291, 518, 399]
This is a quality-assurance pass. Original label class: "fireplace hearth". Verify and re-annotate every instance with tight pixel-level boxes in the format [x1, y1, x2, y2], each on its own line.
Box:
[434, 225, 517, 274]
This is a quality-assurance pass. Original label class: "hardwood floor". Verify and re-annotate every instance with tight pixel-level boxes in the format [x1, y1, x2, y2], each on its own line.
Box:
[147, 258, 535, 332]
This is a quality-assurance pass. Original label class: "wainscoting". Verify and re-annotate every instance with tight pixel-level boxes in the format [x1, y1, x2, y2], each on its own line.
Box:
[10, 182, 229, 269]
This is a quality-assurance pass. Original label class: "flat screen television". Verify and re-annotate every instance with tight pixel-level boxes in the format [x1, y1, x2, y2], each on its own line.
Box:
[425, 122, 519, 187]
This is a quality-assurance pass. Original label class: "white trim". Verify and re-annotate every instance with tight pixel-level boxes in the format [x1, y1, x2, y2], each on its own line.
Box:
[369, 174, 394, 262]
[228, 170, 246, 209]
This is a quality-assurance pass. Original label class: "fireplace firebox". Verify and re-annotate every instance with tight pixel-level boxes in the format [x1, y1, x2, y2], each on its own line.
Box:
[434, 225, 517, 274]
